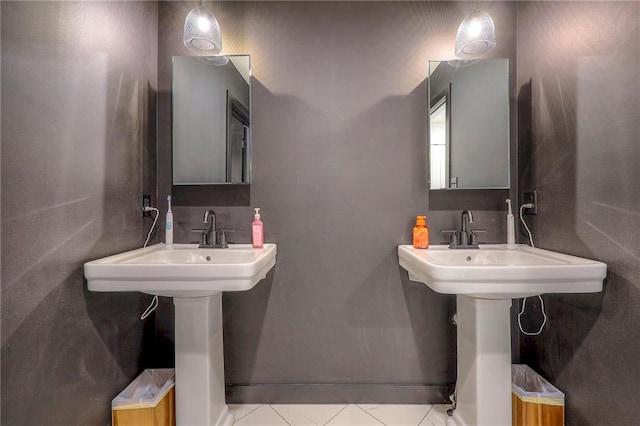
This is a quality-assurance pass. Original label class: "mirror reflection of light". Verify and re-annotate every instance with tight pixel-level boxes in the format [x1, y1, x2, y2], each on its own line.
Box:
[197, 16, 210, 32]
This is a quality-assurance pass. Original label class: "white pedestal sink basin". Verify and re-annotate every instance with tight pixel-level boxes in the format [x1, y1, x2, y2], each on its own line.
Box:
[85, 243, 277, 297]
[398, 244, 606, 426]
[85, 243, 277, 426]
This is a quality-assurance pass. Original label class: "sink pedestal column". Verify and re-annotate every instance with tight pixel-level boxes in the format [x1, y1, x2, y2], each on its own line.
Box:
[174, 294, 234, 426]
[449, 295, 512, 426]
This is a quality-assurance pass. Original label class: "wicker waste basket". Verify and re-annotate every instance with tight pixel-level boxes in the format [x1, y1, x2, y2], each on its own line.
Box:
[512, 364, 564, 426]
[112, 368, 175, 426]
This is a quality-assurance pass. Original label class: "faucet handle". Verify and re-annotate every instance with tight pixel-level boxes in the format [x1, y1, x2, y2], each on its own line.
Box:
[441, 229, 459, 247]
[191, 228, 208, 245]
[469, 229, 486, 245]
[217, 229, 236, 247]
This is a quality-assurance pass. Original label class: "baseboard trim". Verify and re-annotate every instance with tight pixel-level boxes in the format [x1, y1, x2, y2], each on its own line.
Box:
[226, 383, 454, 404]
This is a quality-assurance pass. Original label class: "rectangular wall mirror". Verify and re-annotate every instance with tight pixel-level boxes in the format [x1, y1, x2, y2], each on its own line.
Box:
[172, 55, 251, 185]
[428, 59, 510, 190]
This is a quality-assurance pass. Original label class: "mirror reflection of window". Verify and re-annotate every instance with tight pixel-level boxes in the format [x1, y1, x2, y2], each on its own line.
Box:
[430, 97, 448, 190]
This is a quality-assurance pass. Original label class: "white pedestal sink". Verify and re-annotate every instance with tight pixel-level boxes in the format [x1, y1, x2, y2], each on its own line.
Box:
[85, 243, 277, 426]
[398, 244, 606, 426]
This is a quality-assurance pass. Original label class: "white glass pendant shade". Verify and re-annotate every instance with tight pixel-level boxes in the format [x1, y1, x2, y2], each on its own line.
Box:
[455, 9, 496, 58]
[183, 4, 222, 54]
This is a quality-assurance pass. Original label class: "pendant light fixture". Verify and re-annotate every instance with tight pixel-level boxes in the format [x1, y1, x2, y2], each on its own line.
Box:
[455, 9, 496, 58]
[183, 1, 223, 55]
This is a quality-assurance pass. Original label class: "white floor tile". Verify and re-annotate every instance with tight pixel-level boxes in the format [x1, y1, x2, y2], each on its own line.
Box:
[234, 405, 290, 425]
[229, 404, 262, 422]
[358, 404, 432, 426]
[271, 404, 346, 425]
[324, 405, 384, 426]
[420, 405, 450, 426]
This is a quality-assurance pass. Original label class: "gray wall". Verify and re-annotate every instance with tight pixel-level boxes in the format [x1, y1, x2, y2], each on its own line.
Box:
[516, 1, 640, 424]
[158, 1, 517, 402]
[1, 1, 158, 424]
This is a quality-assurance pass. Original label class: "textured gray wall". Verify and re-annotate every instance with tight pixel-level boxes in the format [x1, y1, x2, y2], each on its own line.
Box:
[158, 1, 517, 402]
[516, 2, 640, 424]
[1, 1, 158, 424]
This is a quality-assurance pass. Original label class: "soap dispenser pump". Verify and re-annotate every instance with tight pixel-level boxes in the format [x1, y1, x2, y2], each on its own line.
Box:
[506, 199, 516, 249]
[252, 208, 264, 248]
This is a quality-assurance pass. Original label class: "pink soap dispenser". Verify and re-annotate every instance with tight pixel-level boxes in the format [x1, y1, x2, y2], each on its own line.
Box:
[252, 208, 264, 248]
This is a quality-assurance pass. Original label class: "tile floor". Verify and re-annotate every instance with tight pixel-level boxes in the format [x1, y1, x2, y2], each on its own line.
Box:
[229, 404, 450, 425]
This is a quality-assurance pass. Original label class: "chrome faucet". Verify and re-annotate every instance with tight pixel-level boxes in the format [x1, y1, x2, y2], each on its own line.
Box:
[460, 210, 473, 246]
[191, 210, 235, 248]
[203, 210, 216, 245]
[441, 210, 485, 249]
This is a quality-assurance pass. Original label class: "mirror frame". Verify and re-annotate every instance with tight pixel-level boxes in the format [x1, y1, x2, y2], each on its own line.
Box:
[427, 59, 511, 191]
[172, 55, 252, 186]
[170, 55, 252, 207]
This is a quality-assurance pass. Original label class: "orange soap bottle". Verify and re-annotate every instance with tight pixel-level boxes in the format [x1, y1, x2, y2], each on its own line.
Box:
[413, 215, 429, 249]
